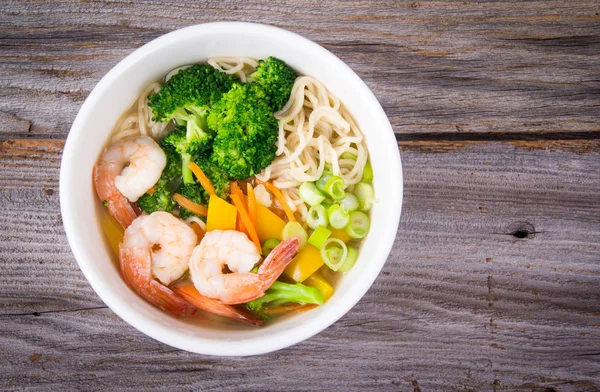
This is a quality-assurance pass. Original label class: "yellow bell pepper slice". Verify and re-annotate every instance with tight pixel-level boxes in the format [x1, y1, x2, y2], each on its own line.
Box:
[304, 271, 334, 301]
[330, 228, 351, 243]
[206, 195, 237, 232]
[283, 244, 323, 282]
[256, 204, 286, 242]
[102, 212, 123, 257]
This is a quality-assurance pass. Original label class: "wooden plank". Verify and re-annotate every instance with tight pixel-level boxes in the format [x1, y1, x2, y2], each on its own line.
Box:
[1, 138, 599, 391]
[0, 0, 598, 137]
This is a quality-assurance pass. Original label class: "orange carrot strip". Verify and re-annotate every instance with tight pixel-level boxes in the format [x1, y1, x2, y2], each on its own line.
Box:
[260, 304, 319, 316]
[189, 222, 206, 243]
[230, 187, 261, 253]
[188, 162, 215, 196]
[236, 212, 247, 235]
[257, 180, 296, 222]
[146, 186, 156, 195]
[172, 193, 208, 216]
[247, 183, 257, 228]
[231, 183, 248, 235]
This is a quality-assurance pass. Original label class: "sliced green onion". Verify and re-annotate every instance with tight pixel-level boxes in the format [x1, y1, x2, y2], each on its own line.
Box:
[282, 221, 308, 248]
[345, 211, 370, 239]
[362, 161, 373, 183]
[261, 238, 281, 257]
[307, 204, 328, 230]
[307, 226, 332, 249]
[324, 176, 345, 201]
[340, 193, 360, 212]
[316, 172, 333, 193]
[299, 182, 326, 207]
[341, 151, 357, 160]
[337, 246, 358, 273]
[327, 204, 350, 229]
[320, 238, 348, 271]
[355, 183, 375, 211]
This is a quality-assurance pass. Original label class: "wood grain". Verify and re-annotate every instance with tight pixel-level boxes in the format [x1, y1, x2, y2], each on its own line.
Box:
[1, 0, 600, 390]
[1, 139, 599, 391]
[0, 0, 598, 137]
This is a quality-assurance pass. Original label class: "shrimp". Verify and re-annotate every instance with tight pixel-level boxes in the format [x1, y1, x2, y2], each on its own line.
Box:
[172, 281, 265, 326]
[189, 230, 299, 305]
[119, 211, 197, 316]
[93, 136, 166, 229]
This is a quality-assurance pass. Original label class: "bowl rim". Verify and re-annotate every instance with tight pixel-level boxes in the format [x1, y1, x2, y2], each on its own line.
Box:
[60, 21, 403, 356]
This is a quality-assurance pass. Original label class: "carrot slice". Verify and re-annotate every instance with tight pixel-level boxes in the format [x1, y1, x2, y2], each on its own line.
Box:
[257, 180, 296, 222]
[247, 183, 257, 228]
[230, 184, 261, 253]
[236, 212, 247, 235]
[146, 186, 156, 195]
[188, 162, 215, 196]
[172, 193, 208, 216]
[189, 222, 206, 243]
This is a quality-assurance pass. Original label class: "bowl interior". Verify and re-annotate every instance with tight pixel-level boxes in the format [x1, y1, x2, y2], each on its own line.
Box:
[60, 22, 402, 355]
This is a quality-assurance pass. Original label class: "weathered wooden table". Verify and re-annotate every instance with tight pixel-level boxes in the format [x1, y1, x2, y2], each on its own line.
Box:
[1, 1, 599, 391]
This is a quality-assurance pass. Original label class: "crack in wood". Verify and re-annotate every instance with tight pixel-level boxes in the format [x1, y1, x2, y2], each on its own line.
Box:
[0, 305, 108, 317]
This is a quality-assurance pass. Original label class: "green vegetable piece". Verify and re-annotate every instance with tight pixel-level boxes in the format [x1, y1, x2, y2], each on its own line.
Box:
[316, 172, 333, 193]
[307, 204, 328, 230]
[261, 238, 281, 257]
[148, 65, 238, 184]
[299, 182, 326, 207]
[245, 281, 324, 312]
[337, 246, 358, 273]
[345, 211, 370, 239]
[320, 238, 348, 271]
[282, 221, 307, 248]
[307, 226, 332, 249]
[340, 151, 357, 160]
[208, 84, 279, 179]
[355, 182, 375, 211]
[250, 57, 297, 112]
[339, 192, 359, 212]
[362, 161, 373, 183]
[135, 141, 180, 214]
[324, 176, 345, 201]
[327, 204, 350, 229]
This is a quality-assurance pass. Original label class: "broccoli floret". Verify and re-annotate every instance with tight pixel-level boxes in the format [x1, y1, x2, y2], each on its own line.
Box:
[194, 158, 231, 200]
[245, 281, 324, 312]
[148, 65, 239, 183]
[207, 84, 278, 180]
[251, 56, 297, 111]
[178, 182, 204, 219]
[177, 159, 231, 218]
[135, 142, 180, 214]
[148, 64, 239, 123]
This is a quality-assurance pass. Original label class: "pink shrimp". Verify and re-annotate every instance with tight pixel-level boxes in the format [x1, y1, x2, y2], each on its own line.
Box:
[189, 230, 299, 305]
[93, 136, 166, 229]
[119, 212, 197, 317]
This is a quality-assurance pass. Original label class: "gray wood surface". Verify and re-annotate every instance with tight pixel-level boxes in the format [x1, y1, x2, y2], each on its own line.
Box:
[1, 1, 599, 391]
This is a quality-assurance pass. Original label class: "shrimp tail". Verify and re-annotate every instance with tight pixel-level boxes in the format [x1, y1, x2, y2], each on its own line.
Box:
[119, 246, 196, 317]
[220, 238, 299, 305]
[93, 164, 138, 230]
[257, 238, 299, 288]
[173, 281, 265, 327]
[107, 197, 138, 230]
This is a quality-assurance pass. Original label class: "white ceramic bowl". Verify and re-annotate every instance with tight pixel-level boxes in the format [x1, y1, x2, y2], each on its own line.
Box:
[60, 22, 403, 356]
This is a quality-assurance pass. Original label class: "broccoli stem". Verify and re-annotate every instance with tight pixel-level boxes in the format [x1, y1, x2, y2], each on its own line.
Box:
[181, 152, 194, 184]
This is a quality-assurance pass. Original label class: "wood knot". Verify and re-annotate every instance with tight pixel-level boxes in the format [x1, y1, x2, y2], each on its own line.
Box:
[509, 221, 536, 239]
